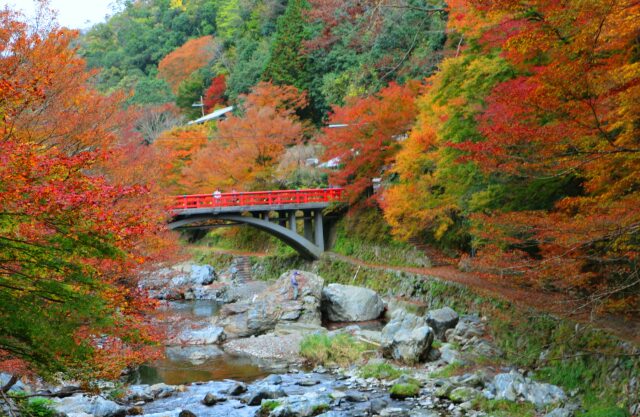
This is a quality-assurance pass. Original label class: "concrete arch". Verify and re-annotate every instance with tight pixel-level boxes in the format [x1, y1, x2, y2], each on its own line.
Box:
[168, 214, 323, 260]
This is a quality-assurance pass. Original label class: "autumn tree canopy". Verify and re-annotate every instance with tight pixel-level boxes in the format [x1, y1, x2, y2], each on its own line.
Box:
[0, 10, 176, 382]
[183, 82, 307, 192]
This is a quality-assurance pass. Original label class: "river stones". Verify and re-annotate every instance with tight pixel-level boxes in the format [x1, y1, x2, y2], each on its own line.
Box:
[215, 271, 323, 338]
[321, 283, 384, 322]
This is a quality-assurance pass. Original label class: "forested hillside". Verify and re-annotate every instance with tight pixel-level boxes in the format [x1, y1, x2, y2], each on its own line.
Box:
[77, 0, 639, 313]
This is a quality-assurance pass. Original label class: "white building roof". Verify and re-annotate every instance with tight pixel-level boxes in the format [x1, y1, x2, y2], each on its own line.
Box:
[187, 106, 234, 125]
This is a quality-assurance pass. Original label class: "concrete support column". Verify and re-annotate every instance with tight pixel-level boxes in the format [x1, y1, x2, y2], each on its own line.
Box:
[314, 209, 324, 251]
[303, 210, 313, 241]
[278, 211, 287, 227]
[262, 211, 270, 222]
[288, 211, 297, 233]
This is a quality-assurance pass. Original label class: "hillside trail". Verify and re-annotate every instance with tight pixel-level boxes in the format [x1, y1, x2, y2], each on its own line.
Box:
[200, 246, 639, 344]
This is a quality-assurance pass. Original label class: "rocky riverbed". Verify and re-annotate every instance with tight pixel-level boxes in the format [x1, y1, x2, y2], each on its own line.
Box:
[2, 261, 583, 417]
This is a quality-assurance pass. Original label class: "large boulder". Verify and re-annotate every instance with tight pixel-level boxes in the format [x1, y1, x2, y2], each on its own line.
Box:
[321, 284, 384, 322]
[426, 307, 459, 339]
[380, 310, 434, 364]
[215, 270, 323, 338]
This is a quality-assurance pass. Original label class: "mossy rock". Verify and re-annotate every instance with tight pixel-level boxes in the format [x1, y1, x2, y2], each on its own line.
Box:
[434, 382, 456, 398]
[449, 386, 480, 403]
[389, 383, 420, 399]
[259, 400, 282, 416]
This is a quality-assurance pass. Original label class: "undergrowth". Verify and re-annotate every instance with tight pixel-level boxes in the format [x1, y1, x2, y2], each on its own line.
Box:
[299, 333, 373, 367]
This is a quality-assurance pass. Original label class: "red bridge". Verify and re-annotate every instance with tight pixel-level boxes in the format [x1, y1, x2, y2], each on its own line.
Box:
[170, 188, 344, 211]
[169, 188, 345, 260]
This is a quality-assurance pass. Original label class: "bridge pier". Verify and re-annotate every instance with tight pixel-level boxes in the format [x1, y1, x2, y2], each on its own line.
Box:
[288, 211, 297, 233]
[314, 209, 324, 251]
[303, 210, 313, 241]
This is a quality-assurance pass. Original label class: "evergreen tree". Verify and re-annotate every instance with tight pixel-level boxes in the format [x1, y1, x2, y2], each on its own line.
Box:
[262, 0, 310, 90]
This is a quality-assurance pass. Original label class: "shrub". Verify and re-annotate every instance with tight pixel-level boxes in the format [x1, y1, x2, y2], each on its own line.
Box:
[389, 383, 420, 399]
[299, 333, 370, 367]
[358, 363, 405, 380]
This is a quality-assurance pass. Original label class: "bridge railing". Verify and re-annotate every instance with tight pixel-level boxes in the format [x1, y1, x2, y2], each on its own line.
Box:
[170, 188, 344, 211]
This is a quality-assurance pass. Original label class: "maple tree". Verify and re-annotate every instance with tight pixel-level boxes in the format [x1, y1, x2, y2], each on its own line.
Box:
[319, 82, 419, 203]
[386, 0, 640, 311]
[158, 35, 220, 92]
[183, 82, 306, 192]
[202, 74, 227, 112]
[0, 9, 176, 384]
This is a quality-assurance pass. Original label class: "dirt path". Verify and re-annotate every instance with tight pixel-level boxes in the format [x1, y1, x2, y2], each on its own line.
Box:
[200, 247, 639, 344]
[326, 252, 640, 345]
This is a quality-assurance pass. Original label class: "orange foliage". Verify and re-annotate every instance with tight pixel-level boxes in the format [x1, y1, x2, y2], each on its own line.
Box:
[318, 82, 420, 203]
[0, 9, 177, 380]
[451, 0, 640, 311]
[183, 83, 306, 192]
[158, 35, 219, 92]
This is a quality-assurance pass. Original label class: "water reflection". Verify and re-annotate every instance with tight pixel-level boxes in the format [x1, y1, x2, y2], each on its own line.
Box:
[132, 353, 271, 385]
[134, 299, 274, 385]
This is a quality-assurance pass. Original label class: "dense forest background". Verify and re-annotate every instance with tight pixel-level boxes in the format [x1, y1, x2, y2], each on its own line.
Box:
[77, 0, 639, 315]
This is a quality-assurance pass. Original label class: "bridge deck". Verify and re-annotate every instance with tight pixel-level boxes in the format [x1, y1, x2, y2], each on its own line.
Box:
[170, 188, 344, 214]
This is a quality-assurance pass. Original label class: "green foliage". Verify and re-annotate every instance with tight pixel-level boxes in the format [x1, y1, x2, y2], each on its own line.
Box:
[12, 397, 56, 417]
[128, 76, 175, 106]
[259, 399, 282, 415]
[299, 333, 370, 366]
[176, 70, 211, 118]
[358, 363, 406, 380]
[216, 0, 243, 41]
[263, 0, 310, 89]
[578, 407, 630, 417]
[332, 214, 431, 268]
[472, 398, 536, 417]
[389, 382, 420, 398]
[429, 361, 465, 378]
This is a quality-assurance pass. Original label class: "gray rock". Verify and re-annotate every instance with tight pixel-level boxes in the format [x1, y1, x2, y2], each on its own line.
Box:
[178, 410, 196, 417]
[0, 373, 29, 393]
[370, 398, 389, 414]
[263, 374, 283, 385]
[449, 386, 480, 403]
[270, 393, 331, 417]
[439, 343, 462, 364]
[246, 384, 287, 405]
[426, 307, 459, 339]
[379, 407, 409, 417]
[489, 371, 566, 407]
[169, 324, 225, 345]
[202, 392, 225, 406]
[321, 284, 384, 322]
[381, 310, 434, 364]
[227, 381, 247, 395]
[545, 408, 573, 417]
[216, 271, 324, 337]
[296, 378, 320, 387]
[165, 345, 223, 365]
[345, 392, 368, 402]
[52, 395, 126, 417]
